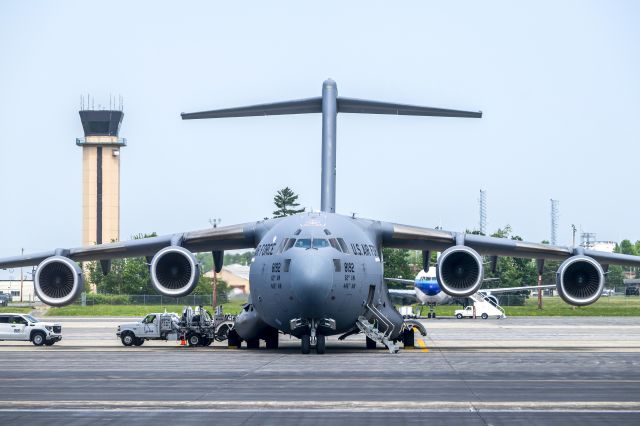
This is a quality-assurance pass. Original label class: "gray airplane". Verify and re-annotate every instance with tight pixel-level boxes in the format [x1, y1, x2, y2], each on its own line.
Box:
[2, 79, 640, 354]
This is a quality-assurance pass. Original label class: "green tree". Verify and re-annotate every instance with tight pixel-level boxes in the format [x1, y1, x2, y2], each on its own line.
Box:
[272, 187, 305, 218]
[382, 248, 413, 287]
[540, 240, 561, 287]
[606, 265, 625, 292]
[224, 251, 254, 266]
[88, 256, 154, 295]
[88, 233, 158, 295]
[196, 252, 214, 273]
[616, 240, 637, 256]
[479, 228, 535, 305]
[191, 275, 230, 302]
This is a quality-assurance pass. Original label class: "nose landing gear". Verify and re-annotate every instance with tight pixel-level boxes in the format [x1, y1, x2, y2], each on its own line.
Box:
[299, 334, 327, 354]
[299, 319, 328, 354]
[301, 334, 311, 354]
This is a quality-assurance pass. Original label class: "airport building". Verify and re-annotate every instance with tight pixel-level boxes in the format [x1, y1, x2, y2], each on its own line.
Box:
[0, 280, 36, 303]
[589, 241, 616, 253]
[205, 264, 250, 295]
[77, 107, 125, 247]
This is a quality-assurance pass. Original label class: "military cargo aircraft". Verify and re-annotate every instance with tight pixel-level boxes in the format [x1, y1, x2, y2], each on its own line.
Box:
[2, 79, 640, 354]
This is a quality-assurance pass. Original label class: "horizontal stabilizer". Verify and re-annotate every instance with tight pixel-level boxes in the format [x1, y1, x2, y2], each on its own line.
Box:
[181, 97, 322, 120]
[337, 98, 482, 118]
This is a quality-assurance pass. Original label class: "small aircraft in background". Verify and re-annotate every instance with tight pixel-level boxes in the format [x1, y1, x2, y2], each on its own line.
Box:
[386, 267, 555, 318]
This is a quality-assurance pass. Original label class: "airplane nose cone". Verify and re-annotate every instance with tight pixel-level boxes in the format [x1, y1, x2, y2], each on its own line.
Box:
[291, 254, 333, 314]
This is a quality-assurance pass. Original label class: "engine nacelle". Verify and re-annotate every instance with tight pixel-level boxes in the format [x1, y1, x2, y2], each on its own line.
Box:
[34, 256, 83, 307]
[436, 246, 484, 297]
[556, 255, 604, 306]
[150, 246, 200, 297]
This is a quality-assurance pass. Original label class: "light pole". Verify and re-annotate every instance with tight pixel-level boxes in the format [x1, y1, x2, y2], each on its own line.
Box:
[20, 248, 24, 303]
[209, 218, 221, 311]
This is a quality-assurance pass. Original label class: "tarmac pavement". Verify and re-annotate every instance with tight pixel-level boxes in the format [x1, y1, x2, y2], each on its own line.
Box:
[1, 316, 639, 425]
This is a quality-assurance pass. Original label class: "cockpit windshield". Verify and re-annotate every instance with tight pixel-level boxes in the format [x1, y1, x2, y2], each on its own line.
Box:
[294, 239, 312, 249]
[312, 239, 330, 248]
[291, 238, 331, 249]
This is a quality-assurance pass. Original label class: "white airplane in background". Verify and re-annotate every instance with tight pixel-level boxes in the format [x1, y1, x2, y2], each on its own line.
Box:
[386, 267, 554, 318]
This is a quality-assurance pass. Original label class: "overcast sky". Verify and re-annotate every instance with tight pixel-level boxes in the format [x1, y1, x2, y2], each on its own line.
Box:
[1, 1, 639, 266]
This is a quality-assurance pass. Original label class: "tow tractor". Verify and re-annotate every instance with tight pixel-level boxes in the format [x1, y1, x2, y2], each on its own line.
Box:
[116, 306, 236, 347]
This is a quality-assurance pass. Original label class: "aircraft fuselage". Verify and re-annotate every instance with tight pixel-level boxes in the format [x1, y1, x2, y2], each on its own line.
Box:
[247, 212, 399, 338]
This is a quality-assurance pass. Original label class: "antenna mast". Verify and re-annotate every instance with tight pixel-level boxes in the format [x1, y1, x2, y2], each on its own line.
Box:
[550, 199, 559, 245]
[479, 189, 487, 235]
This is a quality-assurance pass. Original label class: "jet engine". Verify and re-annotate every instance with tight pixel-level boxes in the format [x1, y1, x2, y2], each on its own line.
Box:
[150, 246, 200, 297]
[436, 246, 484, 297]
[556, 256, 604, 306]
[34, 256, 84, 307]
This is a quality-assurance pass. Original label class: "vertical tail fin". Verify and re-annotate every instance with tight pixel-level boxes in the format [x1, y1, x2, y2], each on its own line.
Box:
[181, 80, 482, 213]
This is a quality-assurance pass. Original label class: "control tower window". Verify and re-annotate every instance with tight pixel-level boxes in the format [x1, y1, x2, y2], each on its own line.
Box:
[87, 122, 110, 134]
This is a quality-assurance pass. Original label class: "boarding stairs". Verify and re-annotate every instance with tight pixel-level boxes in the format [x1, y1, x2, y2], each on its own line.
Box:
[471, 292, 506, 318]
[356, 316, 399, 354]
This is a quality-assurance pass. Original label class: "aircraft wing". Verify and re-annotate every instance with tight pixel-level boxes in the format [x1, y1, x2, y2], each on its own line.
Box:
[379, 222, 640, 267]
[481, 285, 556, 294]
[0, 220, 277, 269]
[384, 277, 415, 287]
[387, 289, 418, 302]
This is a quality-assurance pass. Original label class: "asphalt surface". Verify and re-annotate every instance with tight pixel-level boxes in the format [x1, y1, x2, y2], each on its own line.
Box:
[1, 316, 639, 425]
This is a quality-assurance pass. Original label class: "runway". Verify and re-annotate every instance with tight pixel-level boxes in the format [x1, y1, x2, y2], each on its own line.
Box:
[1, 316, 639, 425]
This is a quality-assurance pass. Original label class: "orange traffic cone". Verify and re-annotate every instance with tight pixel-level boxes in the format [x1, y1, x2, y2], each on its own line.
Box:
[180, 337, 187, 346]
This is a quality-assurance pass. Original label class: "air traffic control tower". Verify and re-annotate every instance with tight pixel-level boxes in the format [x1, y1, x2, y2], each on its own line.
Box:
[76, 108, 126, 246]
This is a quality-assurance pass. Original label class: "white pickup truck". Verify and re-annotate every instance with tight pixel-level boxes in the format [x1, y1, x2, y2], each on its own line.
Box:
[117, 312, 181, 346]
[0, 313, 62, 346]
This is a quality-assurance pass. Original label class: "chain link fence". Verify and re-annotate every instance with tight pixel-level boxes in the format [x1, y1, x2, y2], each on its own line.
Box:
[77, 293, 227, 306]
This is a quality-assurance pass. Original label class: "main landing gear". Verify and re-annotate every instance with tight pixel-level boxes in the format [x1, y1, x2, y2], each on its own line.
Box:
[226, 326, 279, 350]
[418, 303, 437, 318]
[425, 303, 437, 319]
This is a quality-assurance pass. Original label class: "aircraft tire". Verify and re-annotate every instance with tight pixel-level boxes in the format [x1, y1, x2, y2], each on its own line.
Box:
[316, 335, 326, 354]
[227, 329, 241, 348]
[301, 335, 311, 354]
[246, 338, 260, 349]
[265, 328, 279, 349]
[366, 336, 377, 349]
[403, 328, 415, 348]
[432, 313, 436, 318]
